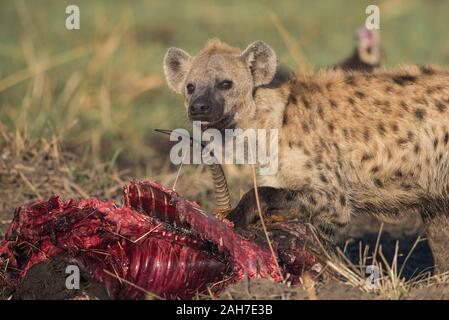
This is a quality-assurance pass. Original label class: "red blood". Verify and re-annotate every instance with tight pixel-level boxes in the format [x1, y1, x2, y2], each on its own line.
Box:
[0, 180, 317, 299]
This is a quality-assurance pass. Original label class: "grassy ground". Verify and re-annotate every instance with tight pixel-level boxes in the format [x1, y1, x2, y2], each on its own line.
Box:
[2, 0, 449, 299]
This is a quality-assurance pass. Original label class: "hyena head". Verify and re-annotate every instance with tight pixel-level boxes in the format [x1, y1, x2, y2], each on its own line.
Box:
[163, 39, 277, 129]
[356, 27, 381, 66]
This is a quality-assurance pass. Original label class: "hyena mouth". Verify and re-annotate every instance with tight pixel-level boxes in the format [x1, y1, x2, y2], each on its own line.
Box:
[200, 106, 237, 132]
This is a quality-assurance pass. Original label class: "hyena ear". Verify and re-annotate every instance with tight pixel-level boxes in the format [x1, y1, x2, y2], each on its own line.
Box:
[163, 47, 192, 94]
[241, 41, 277, 87]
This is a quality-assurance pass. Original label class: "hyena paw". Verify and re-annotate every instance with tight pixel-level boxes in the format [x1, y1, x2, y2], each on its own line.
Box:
[227, 189, 267, 228]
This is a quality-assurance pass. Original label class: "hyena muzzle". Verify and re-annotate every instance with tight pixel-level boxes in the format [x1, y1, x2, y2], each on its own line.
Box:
[163, 39, 449, 272]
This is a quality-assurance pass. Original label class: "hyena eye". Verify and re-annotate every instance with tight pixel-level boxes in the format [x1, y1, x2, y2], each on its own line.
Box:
[186, 83, 195, 94]
[217, 80, 233, 90]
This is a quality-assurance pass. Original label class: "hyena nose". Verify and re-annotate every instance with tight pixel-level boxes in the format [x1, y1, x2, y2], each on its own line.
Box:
[189, 103, 211, 116]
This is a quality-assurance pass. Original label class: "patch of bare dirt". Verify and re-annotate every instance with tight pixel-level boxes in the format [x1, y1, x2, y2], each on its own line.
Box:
[13, 255, 109, 300]
[406, 283, 449, 300]
[219, 278, 376, 300]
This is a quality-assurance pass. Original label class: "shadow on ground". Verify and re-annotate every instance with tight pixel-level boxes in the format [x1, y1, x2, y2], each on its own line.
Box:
[336, 214, 435, 280]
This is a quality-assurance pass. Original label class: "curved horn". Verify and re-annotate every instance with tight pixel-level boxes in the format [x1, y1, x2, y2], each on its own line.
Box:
[155, 129, 232, 214]
[208, 161, 232, 213]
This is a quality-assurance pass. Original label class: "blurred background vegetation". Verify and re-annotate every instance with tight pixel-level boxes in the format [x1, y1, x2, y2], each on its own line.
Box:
[1, 0, 449, 209]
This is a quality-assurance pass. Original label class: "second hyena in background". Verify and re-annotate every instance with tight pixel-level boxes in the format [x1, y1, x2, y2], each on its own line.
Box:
[163, 39, 449, 272]
[337, 27, 382, 72]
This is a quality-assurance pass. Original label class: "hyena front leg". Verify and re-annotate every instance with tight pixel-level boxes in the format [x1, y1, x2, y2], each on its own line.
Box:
[423, 214, 449, 273]
[227, 186, 351, 241]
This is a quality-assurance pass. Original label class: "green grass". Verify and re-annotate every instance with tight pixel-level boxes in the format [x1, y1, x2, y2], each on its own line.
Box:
[1, 0, 449, 175]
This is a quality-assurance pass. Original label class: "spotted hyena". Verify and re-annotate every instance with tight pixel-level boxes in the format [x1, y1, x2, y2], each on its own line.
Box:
[267, 27, 382, 90]
[337, 27, 382, 73]
[163, 39, 449, 272]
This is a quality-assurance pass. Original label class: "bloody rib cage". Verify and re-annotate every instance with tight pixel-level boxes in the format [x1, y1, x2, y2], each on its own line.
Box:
[0, 180, 318, 299]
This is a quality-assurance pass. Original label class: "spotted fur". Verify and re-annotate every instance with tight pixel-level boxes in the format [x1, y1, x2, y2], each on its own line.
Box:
[164, 40, 449, 271]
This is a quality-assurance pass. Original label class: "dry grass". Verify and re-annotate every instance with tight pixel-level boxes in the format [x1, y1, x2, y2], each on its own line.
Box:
[322, 224, 443, 300]
[0, 125, 127, 224]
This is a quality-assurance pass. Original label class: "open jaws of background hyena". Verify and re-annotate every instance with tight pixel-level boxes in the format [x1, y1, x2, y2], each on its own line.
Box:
[163, 39, 449, 272]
